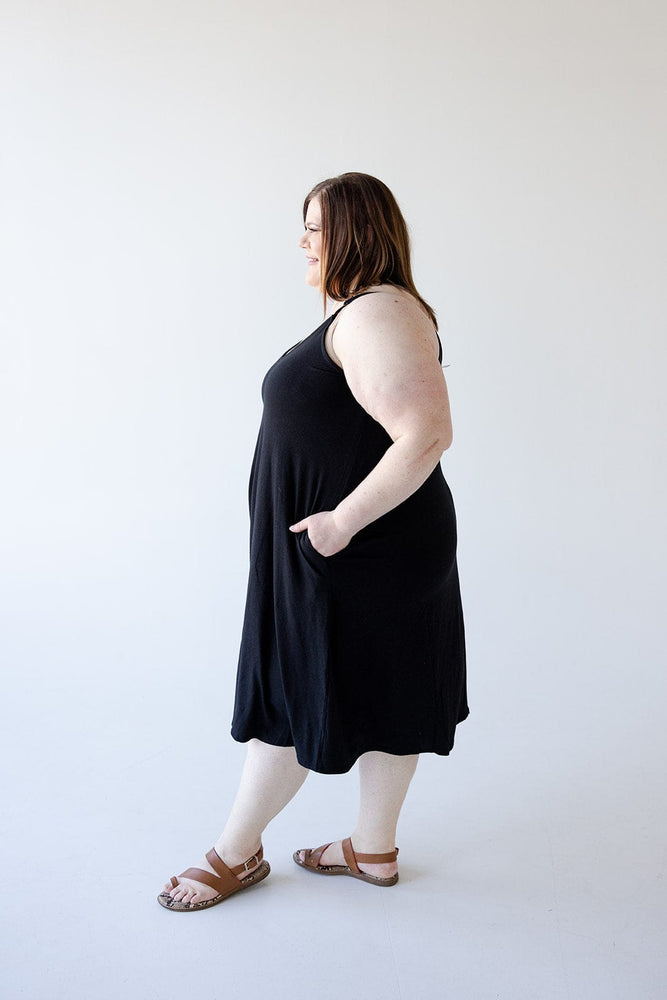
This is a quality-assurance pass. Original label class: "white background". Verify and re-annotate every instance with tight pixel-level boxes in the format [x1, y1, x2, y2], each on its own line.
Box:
[1, 2, 665, 998]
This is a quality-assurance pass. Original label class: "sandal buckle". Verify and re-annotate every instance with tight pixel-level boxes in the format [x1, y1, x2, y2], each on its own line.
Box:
[243, 853, 259, 871]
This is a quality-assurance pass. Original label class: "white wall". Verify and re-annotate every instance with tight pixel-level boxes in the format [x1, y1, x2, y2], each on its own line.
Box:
[2, 2, 665, 997]
[4, 0, 664, 749]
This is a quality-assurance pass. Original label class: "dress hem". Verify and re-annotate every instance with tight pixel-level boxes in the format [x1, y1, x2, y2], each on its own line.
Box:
[230, 711, 469, 775]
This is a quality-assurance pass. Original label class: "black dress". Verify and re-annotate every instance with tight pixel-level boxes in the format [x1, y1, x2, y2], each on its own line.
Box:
[231, 292, 469, 774]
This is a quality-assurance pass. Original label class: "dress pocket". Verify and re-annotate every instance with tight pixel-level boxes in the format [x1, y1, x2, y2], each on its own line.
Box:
[298, 529, 326, 563]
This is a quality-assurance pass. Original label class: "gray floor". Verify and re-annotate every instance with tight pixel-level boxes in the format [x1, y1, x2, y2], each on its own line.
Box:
[3, 676, 665, 1000]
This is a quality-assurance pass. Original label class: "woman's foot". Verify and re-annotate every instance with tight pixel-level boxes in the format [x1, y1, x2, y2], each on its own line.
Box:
[295, 839, 398, 879]
[162, 843, 262, 906]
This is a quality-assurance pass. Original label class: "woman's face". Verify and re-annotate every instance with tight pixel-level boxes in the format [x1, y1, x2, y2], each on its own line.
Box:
[298, 197, 323, 289]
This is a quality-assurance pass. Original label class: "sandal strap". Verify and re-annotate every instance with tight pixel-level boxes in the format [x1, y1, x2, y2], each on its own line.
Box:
[177, 866, 232, 894]
[206, 844, 263, 878]
[342, 837, 398, 873]
[173, 845, 263, 896]
[304, 842, 333, 869]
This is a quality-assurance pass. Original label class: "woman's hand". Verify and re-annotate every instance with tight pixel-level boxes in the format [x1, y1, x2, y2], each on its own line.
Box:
[289, 510, 354, 557]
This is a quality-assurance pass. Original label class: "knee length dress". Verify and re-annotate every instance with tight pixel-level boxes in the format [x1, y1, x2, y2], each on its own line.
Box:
[231, 291, 469, 774]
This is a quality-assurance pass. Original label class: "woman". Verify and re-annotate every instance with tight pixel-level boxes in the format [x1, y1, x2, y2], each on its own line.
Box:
[158, 172, 468, 911]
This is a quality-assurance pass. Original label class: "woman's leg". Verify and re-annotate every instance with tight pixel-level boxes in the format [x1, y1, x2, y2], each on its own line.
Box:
[352, 749, 419, 859]
[165, 739, 308, 904]
[297, 750, 419, 877]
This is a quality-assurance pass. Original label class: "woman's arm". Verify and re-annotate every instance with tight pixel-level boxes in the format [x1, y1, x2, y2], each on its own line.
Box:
[289, 291, 453, 556]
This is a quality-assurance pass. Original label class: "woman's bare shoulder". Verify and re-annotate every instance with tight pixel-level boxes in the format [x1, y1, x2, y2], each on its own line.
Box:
[341, 284, 434, 328]
[333, 285, 438, 361]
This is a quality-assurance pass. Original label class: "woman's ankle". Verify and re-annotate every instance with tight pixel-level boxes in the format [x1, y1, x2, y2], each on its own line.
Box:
[350, 831, 397, 855]
[214, 837, 262, 866]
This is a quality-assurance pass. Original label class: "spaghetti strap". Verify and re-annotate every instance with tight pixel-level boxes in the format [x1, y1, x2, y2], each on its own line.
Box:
[327, 290, 380, 321]
[342, 290, 381, 305]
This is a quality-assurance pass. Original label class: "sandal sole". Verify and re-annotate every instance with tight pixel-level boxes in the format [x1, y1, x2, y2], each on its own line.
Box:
[293, 851, 398, 887]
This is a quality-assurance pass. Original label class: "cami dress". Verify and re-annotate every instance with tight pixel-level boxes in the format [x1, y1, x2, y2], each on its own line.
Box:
[231, 291, 469, 774]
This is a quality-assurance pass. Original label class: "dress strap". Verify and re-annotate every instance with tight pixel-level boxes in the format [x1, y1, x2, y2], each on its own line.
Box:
[326, 289, 381, 324]
[342, 290, 381, 306]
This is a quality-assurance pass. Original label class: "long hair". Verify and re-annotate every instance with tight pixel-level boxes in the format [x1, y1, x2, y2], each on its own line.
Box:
[303, 172, 437, 330]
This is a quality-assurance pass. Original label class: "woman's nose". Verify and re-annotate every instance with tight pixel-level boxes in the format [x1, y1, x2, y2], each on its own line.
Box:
[298, 231, 310, 248]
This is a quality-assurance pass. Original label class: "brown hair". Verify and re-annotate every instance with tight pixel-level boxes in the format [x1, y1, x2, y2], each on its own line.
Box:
[303, 171, 437, 330]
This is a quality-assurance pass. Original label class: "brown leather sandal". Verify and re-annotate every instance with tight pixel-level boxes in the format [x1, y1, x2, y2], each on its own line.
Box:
[157, 845, 270, 911]
[293, 836, 399, 887]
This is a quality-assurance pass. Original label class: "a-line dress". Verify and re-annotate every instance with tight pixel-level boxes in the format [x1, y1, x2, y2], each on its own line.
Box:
[231, 291, 469, 774]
